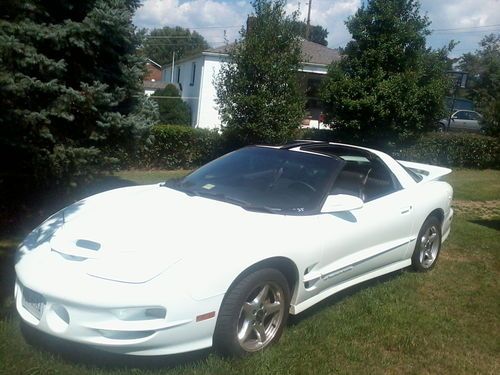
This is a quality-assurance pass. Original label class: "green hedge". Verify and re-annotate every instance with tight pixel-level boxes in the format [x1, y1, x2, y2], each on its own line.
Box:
[138, 126, 499, 170]
[142, 125, 223, 169]
[299, 129, 499, 169]
[393, 133, 499, 169]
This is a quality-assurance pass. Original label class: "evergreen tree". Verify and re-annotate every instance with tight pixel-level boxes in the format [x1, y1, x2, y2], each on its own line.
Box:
[321, 0, 450, 145]
[140, 26, 209, 65]
[216, 0, 305, 146]
[0, 0, 157, 197]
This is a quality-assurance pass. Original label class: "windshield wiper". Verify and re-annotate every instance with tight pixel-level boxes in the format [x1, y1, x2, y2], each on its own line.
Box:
[180, 189, 283, 213]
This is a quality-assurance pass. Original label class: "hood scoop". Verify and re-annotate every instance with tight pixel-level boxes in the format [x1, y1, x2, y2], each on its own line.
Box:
[75, 239, 101, 251]
[50, 233, 103, 261]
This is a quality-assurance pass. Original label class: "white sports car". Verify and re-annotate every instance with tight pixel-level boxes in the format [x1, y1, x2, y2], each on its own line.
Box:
[15, 141, 453, 356]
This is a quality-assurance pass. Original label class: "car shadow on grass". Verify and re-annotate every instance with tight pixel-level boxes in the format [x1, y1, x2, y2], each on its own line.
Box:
[20, 322, 212, 370]
[288, 270, 405, 326]
[469, 219, 500, 231]
[0, 240, 17, 320]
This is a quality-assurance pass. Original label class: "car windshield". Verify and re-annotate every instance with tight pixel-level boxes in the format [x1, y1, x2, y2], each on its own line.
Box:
[166, 146, 344, 213]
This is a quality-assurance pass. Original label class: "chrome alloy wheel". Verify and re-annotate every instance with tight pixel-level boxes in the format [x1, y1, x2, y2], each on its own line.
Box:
[419, 224, 440, 268]
[237, 282, 286, 352]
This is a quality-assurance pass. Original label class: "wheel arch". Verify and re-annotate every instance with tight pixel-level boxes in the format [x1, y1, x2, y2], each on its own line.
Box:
[224, 257, 299, 303]
[428, 208, 444, 227]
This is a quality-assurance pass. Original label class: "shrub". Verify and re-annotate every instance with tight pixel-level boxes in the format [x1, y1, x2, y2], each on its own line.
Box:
[152, 85, 191, 126]
[298, 129, 499, 169]
[394, 133, 499, 169]
[143, 125, 222, 169]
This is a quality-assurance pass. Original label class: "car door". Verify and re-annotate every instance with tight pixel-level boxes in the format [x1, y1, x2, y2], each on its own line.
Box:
[464, 111, 481, 132]
[310, 156, 415, 291]
[452, 110, 473, 131]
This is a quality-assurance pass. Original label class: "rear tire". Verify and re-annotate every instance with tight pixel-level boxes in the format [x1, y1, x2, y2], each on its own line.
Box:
[213, 268, 290, 357]
[411, 216, 442, 272]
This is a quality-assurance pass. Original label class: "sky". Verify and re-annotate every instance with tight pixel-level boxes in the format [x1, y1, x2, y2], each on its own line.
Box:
[133, 0, 500, 58]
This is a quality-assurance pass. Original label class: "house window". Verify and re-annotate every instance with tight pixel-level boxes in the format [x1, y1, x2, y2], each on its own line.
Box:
[177, 67, 181, 83]
[190, 62, 196, 86]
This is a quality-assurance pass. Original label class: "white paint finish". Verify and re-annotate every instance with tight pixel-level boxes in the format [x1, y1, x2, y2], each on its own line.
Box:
[15, 144, 454, 355]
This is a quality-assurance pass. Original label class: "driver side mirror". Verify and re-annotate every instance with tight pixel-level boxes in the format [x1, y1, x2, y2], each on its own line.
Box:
[321, 194, 364, 213]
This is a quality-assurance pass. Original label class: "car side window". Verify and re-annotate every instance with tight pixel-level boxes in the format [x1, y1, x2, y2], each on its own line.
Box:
[330, 156, 401, 202]
[455, 111, 467, 120]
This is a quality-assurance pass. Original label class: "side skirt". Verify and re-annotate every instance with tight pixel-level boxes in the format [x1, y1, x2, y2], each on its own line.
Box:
[289, 259, 411, 315]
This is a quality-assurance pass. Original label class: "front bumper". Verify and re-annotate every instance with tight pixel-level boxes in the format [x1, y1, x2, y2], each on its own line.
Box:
[15, 251, 224, 355]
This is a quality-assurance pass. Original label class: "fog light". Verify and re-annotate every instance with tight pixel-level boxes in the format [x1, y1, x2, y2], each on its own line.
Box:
[46, 305, 70, 333]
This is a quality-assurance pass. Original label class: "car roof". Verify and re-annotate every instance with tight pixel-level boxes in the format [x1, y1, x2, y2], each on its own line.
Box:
[257, 141, 417, 189]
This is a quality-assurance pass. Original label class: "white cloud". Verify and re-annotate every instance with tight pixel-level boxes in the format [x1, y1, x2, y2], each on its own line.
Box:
[134, 0, 500, 55]
[420, 0, 500, 56]
[134, 0, 249, 45]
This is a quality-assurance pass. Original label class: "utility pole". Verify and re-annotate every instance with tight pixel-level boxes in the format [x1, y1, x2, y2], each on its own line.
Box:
[170, 51, 175, 83]
[305, 0, 312, 40]
[446, 71, 467, 131]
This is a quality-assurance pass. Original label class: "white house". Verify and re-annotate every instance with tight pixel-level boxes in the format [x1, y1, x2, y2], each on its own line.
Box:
[162, 40, 340, 129]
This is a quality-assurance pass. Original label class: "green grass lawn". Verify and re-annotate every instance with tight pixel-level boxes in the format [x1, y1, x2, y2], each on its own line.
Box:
[1, 169, 498, 374]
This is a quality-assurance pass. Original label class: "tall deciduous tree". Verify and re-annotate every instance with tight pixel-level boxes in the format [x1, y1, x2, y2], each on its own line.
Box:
[0, 0, 157, 198]
[216, 0, 305, 146]
[140, 26, 209, 65]
[321, 0, 450, 145]
[292, 21, 329, 46]
[458, 34, 500, 136]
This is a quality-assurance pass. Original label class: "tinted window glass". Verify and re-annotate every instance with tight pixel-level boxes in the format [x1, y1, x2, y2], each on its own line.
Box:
[171, 147, 343, 213]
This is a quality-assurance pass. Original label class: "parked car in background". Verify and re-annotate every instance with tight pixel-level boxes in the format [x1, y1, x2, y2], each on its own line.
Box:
[438, 110, 483, 132]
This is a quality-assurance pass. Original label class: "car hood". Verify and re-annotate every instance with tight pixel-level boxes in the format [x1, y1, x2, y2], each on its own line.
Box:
[29, 184, 285, 283]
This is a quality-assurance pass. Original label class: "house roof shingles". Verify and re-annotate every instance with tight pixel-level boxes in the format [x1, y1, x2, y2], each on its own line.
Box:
[205, 39, 340, 66]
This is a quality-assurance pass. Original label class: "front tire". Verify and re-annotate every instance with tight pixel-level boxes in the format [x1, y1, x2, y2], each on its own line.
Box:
[411, 216, 442, 272]
[213, 268, 290, 357]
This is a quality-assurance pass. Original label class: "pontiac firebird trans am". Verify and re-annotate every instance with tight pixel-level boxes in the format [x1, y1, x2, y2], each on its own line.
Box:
[15, 141, 453, 356]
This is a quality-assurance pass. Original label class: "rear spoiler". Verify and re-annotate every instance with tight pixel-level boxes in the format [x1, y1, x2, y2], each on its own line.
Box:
[398, 160, 452, 182]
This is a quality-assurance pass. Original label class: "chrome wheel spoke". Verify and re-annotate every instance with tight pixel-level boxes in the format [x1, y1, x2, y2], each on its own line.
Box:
[254, 323, 266, 344]
[238, 319, 253, 342]
[428, 232, 437, 243]
[236, 280, 287, 352]
[263, 301, 281, 317]
[254, 284, 269, 305]
[241, 302, 254, 319]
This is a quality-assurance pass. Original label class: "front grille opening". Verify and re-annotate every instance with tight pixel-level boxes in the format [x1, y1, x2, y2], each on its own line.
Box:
[98, 329, 155, 340]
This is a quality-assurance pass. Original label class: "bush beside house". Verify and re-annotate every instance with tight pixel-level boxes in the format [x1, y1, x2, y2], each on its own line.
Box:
[393, 132, 500, 169]
[142, 125, 222, 169]
[135, 125, 499, 170]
